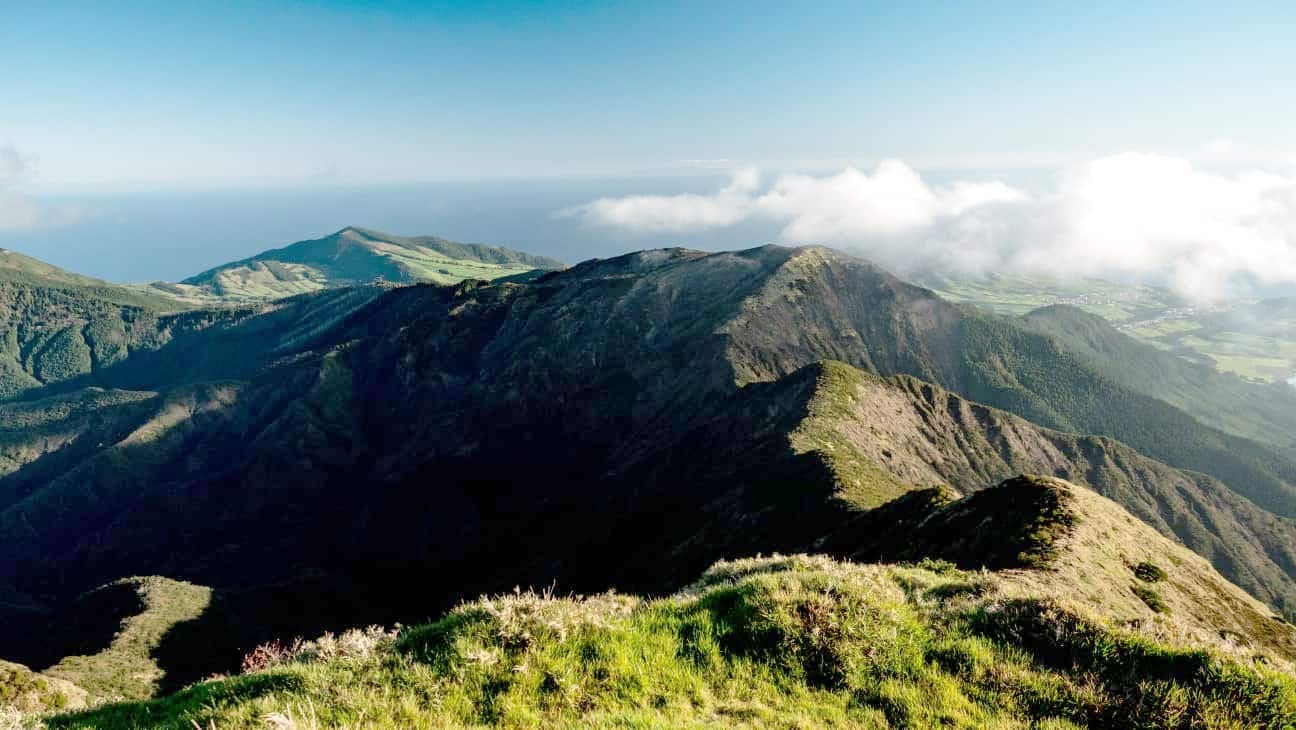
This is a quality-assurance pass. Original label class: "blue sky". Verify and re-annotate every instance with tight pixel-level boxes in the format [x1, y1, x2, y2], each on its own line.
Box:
[1, 1, 1295, 295]
[4, 1, 1294, 187]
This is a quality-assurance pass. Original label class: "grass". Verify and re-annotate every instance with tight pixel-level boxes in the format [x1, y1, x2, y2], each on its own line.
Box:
[1132, 585, 1170, 614]
[180, 227, 563, 301]
[42, 555, 1296, 729]
[788, 362, 916, 510]
[0, 662, 79, 716]
[43, 577, 212, 702]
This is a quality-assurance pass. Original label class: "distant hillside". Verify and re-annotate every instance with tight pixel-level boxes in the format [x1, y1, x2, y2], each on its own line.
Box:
[923, 271, 1296, 384]
[0, 249, 181, 311]
[1020, 304, 1296, 454]
[0, 251, 218, 400]
[39, 478, 1296, 728]
[175, 227, 564, 300]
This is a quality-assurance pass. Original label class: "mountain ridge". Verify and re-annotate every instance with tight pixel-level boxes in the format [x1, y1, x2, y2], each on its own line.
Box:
[177, 226, 565, 300]
[36, 475, 1296, 728]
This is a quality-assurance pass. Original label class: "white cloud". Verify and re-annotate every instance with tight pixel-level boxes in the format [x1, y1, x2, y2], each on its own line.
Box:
[561, 160, 1024, 238]
[556, 166, 761, 233]
[1021, 153, 1296, 298]
[560, 152, 1296, 300]
[0, 143, 85, 232]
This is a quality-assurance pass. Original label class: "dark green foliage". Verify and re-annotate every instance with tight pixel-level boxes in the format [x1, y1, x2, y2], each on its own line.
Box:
[957, 311, 1296, 519]
[1132, 584, 1171, 614]
[830, 476, 1078, 571]
[1021, 304, 1296, 456]
[1135, 561, 1169, 583]
[0, 279, 179, 398]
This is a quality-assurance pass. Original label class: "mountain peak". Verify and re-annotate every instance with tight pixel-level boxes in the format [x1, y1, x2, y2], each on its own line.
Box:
[178, 229, 563, 299]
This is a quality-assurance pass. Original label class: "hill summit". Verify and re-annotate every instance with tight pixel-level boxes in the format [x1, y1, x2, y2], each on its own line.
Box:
[176, 227, 565, 300]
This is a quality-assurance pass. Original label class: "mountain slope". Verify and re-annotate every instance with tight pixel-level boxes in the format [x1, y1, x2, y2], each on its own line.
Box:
[0, 249, 179, 310]
[0, 250, 259, 401]
[41, 477, 1296, 729]
[799, 362, 1296, 613]
[4, 244, 1296, 679]
[177, 227, 564, 300]
[1020, 304, 1296, 454]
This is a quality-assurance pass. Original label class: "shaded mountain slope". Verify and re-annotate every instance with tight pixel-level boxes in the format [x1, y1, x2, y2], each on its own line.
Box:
[42, 477, 1296, 729]
[0, 254, 209, 399]
[178, 226, 564, 300]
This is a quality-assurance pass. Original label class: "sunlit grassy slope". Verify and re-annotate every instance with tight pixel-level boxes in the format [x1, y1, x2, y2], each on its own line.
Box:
[174, 227, 564, 301]
[42, 477, 1296, 729]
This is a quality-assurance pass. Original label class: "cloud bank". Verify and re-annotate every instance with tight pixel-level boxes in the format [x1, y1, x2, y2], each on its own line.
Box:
[561, 154, 1296, 300]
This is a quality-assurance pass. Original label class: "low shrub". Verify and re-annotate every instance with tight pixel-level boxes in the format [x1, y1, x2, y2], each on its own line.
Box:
[1134, 561, 1168, 583]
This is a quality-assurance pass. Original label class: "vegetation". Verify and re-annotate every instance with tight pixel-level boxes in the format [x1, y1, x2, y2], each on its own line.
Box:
[922, 271, 1296, 385]
[177, 226, 564, 301]
[1018, 304, 1296, 457]
[0, 663, 70, 715]
[37, 578, 212, 702]
[1132, 584, 1170, 614]
[1135, 561, 1169, 583]
[4, 241, 1296, 709]
[42, 556, 1296, 729]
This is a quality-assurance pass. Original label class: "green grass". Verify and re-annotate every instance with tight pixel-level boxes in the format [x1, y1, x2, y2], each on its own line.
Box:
[179, 227, 564, 301]
[925, 272, 1296, 383]
[44, 577, 212, 702]
[1131, 584, 1170, 615]
[44, 556, 1296, 729]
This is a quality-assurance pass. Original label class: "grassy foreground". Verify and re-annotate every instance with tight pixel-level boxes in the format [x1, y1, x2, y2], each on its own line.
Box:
[38, 555, 1296, 729]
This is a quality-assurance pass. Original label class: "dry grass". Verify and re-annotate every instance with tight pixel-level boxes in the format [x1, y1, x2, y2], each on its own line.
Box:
[997, 477, 1296, 668]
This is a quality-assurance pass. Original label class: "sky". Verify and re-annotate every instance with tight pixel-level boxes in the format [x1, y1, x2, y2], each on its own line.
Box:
[1, 1, 1295, 295]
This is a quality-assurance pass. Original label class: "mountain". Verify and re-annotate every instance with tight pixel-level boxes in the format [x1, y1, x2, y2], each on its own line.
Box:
[0, 250, 216, 400]
[0, 249, 179, 308]
[41, 477, 1296, 728]
[5, 242, 1296, 699]
[174, 226, 565, 301]
[1020, 304, 1296, 455]
[923, 270, 1296, 386]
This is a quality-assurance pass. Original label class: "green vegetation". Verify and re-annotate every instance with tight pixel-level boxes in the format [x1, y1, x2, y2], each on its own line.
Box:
[0, 663, 70, 714]
[0, 254, 203, 399]
[44, 577, 212, 702]
[1134, 561, 1168, 583]
[44, 556, 1296, 729]
[1132, 584, 1170, 614]
[177, 226, 565, 301]
[1017, 304, 1296, 458]
[924, 271, 1296, 384]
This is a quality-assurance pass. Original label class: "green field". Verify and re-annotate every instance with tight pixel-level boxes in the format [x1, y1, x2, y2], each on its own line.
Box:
[924, 273, 1296, 384]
